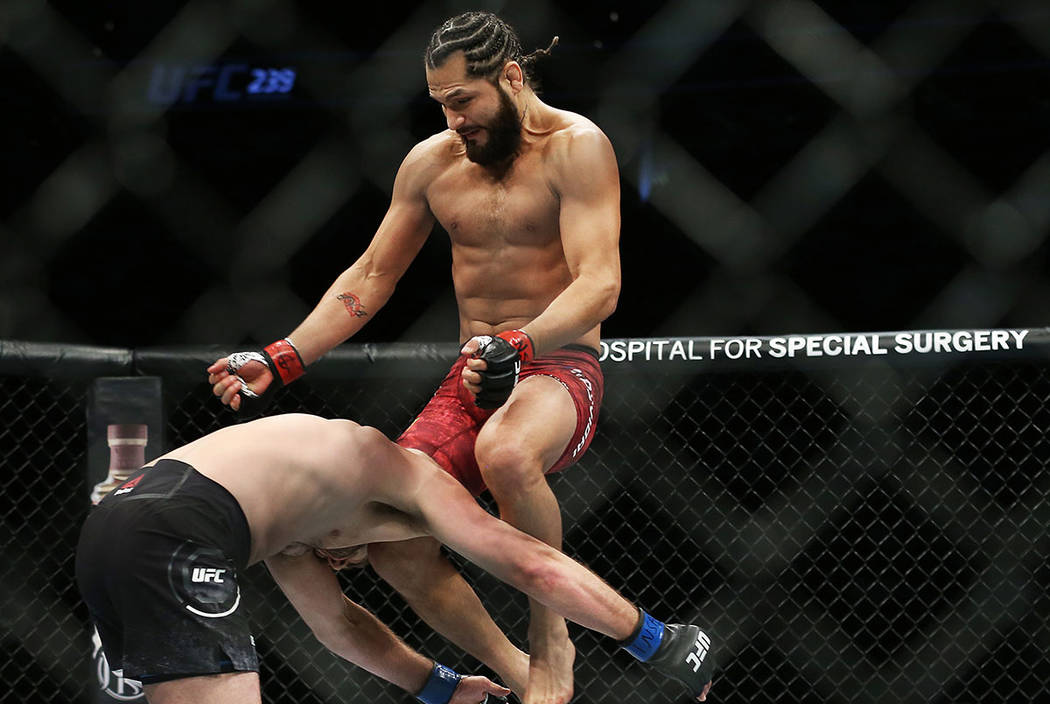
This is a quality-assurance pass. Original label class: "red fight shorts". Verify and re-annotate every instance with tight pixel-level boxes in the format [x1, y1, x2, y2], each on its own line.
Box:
[396, 345, 604, 496]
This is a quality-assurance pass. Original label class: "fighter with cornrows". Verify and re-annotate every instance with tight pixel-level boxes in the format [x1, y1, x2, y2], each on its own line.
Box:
[77, 413, 716, 702]
[209, 12, 626, 703]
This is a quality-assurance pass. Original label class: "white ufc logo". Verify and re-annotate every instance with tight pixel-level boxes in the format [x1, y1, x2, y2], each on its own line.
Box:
[191, 567, 226, 584]
[685, 631, 711, 673]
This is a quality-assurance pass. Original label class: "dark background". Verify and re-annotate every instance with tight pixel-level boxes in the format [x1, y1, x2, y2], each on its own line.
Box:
[3, 4, 1050, 703]
[2, 0, 1048, 349]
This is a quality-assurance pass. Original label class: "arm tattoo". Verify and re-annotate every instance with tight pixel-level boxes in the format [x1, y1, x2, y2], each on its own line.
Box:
[336, 292, 369, 318]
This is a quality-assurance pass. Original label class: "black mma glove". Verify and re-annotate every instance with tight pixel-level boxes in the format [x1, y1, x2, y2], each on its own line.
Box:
[225, 338, 306, 415]
[472, 330, 535, 409]
[619, 609, 716, 700]
[648, 623, 715, 698]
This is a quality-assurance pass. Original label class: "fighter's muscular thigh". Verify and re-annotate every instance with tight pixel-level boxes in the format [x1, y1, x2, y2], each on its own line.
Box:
[475, 376, 577, 495]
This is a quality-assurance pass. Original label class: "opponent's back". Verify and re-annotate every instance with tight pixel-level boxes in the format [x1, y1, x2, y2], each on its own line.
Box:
[153, 414, 407, 564]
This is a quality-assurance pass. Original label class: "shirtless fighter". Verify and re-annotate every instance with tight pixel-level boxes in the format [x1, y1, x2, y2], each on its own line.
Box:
[208, 12, 620, 703]
[76, 414, 715, 703]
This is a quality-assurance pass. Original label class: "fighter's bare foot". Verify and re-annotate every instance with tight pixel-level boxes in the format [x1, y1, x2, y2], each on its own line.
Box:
[523, 629, 575, 704]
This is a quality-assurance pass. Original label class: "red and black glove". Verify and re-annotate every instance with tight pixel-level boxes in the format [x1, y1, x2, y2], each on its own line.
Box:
[472, 330, 535, 409]
[225, 338, 306, 415]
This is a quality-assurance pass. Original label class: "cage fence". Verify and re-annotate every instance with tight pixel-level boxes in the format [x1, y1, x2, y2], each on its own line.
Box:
[2, 332, 1049, 703]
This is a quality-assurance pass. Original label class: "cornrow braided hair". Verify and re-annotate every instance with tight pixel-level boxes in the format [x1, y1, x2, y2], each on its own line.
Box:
[425, 11, 558, 84]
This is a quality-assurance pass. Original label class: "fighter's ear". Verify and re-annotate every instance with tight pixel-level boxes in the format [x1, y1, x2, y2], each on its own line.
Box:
[501, 60, 525, 92]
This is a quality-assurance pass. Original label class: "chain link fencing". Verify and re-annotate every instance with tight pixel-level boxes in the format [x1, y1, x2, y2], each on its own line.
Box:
[2, 333, 1049, 703]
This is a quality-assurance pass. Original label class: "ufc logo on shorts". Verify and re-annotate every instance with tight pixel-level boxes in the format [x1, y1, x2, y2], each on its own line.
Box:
[191, 567, 226, 583]
[686, 631, 711, 672]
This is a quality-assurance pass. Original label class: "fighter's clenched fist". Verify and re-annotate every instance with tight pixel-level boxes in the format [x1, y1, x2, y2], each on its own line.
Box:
[206, 339, 305, 413]
[460, 330, 535, 409]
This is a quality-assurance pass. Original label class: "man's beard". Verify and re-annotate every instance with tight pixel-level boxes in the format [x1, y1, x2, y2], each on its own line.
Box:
[462, 87, 522, 166]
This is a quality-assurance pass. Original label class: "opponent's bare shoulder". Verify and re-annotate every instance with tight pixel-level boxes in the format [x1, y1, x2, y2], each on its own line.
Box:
[540, 110, 618, 188]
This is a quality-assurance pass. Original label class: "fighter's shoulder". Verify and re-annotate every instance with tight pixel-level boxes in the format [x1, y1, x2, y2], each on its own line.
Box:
[401, 131, 462, 173]
[544, 111, 615, 166]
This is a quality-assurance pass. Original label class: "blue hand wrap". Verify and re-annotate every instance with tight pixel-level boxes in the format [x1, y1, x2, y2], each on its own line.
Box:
[620, 609, 665, 662]
[416, 663, 462, 704]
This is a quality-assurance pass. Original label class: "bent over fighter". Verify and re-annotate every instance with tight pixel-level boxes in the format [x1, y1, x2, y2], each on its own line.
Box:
[77, 414, 715, 703]
[208, 12, 619, 703]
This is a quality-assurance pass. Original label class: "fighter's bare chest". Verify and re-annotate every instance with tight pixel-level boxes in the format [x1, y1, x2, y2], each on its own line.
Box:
[426, 164, 561, 246]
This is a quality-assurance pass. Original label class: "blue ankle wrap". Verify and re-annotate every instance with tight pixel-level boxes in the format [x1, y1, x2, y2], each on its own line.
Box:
[416, 663, 461, 704]
[621, 610, 665, 662]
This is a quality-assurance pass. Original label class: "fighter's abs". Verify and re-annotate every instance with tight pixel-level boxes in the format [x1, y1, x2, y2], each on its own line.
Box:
[429, 157, 570, 313]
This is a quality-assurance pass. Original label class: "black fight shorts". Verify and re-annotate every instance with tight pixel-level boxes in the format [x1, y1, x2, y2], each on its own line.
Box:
[75, 459, 258, 684]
